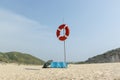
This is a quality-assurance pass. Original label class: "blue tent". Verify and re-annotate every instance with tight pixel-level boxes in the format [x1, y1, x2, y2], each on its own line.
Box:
[50, 62, 67, 68]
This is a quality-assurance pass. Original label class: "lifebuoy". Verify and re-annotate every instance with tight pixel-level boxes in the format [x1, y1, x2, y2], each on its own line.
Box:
[56, 24, 70, 41]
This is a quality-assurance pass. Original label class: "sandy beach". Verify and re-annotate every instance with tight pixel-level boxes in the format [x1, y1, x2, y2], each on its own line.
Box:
[0, 63, 120, 80]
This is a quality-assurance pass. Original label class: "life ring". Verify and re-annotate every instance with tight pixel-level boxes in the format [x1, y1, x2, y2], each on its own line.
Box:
[56, 24, 70, 41]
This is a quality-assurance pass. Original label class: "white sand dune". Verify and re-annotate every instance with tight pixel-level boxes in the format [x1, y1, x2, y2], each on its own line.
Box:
[0, 63, 120, 80]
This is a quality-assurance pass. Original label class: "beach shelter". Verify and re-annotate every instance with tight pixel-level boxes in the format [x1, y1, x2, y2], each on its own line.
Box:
[50, 62, 67, 68]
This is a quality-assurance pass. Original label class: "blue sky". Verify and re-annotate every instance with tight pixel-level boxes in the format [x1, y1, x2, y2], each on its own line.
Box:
[0, 0, 120, 62]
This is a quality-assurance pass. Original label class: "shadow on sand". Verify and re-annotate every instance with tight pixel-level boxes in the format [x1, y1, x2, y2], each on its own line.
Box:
[25, 68, 40, 70]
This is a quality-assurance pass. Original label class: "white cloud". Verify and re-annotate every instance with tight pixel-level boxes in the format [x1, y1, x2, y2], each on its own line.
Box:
[0, 8, 48, 34]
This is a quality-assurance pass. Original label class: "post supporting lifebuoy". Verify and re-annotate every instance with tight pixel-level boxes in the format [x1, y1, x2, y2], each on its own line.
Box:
[56, 24, 70, 63]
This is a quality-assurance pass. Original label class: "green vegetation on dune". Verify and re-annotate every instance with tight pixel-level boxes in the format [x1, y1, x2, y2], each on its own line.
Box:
[85, 48, 120, 63]
[0, 52, 44, 65]
[74, 48, 120, 64]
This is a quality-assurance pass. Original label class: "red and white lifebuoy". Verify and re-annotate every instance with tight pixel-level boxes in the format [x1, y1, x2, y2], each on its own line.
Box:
[56, 24, 70, 41]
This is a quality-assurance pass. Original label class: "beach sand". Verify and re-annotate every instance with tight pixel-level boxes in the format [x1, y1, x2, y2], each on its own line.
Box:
[0, 63, 120, 80]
